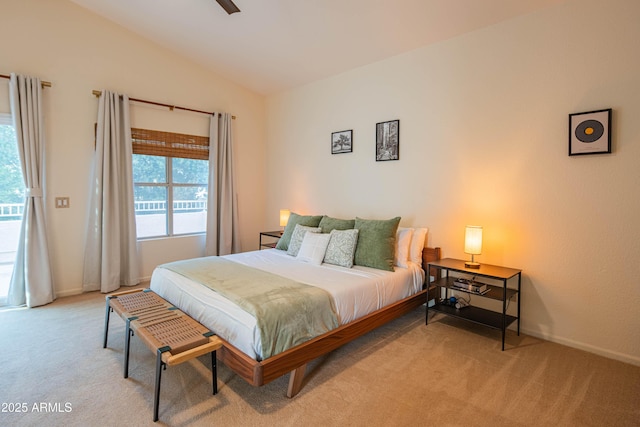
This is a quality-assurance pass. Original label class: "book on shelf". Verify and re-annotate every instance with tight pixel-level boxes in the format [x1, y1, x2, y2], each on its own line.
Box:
[452, 279, 488, 294]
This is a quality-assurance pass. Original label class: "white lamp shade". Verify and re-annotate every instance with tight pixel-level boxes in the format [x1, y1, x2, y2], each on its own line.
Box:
[464, 226, 483, 255]
[279, 209, 291, 227]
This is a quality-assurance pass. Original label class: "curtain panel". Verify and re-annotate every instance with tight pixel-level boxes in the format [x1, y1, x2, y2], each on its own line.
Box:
[206, 113, 240, 256]
[83, 91, 139, 293]
[7, 73, 55, 307]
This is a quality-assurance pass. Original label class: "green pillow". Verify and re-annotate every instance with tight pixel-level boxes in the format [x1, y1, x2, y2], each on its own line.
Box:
[319, 216, 355, 233]
[275, 212, 323, 251]
[353, 216, 401, 271]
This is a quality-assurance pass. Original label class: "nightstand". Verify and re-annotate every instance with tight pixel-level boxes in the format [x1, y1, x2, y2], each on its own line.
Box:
[259, 230, 283, 250]
[426, 258, 522, 350]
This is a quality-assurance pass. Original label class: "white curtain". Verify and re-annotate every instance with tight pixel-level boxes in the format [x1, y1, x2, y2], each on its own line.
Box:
[82, 91, 139, 293]
[206, 113, 240, 255]
[7, 74, 55, 307]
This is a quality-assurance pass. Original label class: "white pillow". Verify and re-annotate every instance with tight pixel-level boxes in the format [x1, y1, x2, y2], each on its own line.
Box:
[324, 229, 359, 268]
[395, 227, 414, 268]
[297, 232, 331, 265]
[409, 227, 428, 266]
[287, 224, 321, 256]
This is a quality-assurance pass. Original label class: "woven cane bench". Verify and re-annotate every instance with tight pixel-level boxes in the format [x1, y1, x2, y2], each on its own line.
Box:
[103, 289, 223, 422]
[103, 289, 175, 377]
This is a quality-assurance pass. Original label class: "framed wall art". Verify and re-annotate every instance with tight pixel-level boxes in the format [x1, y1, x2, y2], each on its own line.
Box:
[331, 129, 353, 154]
[569, 108, 612, 156]
[375, 119, 399, 161]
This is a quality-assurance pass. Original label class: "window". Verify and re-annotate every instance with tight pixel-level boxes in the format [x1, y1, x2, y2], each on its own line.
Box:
[0, 113, 23, 304]
[131, 128, 209, 239]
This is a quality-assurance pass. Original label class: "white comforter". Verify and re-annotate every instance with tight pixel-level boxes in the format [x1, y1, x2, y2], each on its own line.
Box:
[150, 249, 425, 360]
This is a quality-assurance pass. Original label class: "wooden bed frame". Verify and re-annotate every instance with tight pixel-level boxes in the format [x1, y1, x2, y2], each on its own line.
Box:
[216, 246, 441, 397]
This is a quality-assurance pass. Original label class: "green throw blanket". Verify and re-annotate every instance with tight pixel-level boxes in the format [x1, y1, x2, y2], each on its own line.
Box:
[160, 256, 339, 360]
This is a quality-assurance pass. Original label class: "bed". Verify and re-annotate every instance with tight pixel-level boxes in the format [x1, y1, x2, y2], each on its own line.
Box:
[149, 215, 440, 396]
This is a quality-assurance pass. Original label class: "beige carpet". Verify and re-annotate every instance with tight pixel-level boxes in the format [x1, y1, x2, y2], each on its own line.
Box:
[1, 289, 638, 427]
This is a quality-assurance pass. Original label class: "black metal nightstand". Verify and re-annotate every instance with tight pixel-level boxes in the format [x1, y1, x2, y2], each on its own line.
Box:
[426, 258, 522, 350]
[259, 230, 283, 250]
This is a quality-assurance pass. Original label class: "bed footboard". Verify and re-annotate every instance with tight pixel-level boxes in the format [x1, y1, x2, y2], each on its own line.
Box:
[217, 246, 441, 397]
[217, 289, 430, 394]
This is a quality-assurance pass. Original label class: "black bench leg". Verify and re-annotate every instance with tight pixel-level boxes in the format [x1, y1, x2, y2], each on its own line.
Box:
[103, 300, 112, 348]
[124, 319, 132, 378]
[211, 350, 218, 395]
[154, 350, 166, 422]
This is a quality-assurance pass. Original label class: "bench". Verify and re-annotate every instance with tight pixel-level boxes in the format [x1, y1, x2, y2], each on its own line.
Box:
[103, 288, 223, 422]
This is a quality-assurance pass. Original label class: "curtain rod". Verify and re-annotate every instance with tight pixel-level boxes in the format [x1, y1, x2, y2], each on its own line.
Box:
[92, 90, 235, 119]
[1, 74, 52, 89]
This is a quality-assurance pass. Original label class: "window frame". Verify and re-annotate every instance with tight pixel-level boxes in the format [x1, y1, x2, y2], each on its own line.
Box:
[0, 113, 12, 125]
[0, 113, 19, 306]
[131, 127, 210, 240]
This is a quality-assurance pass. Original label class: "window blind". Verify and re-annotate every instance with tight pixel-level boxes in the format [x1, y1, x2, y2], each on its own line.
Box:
[131, 128, 209, 160]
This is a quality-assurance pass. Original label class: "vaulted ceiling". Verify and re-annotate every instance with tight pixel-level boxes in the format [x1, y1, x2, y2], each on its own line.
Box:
[70, 0, 566, 95]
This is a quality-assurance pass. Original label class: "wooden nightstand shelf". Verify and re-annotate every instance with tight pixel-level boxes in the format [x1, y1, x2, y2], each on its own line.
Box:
[426, 258, 522, 350]
[259, 230, 283, 250]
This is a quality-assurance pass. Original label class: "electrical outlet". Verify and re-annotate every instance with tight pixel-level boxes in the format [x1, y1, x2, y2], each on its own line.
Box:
[55, 197, 70, 208]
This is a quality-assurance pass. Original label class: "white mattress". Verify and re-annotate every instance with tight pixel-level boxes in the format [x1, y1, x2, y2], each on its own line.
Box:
[150, 249, 425, 360]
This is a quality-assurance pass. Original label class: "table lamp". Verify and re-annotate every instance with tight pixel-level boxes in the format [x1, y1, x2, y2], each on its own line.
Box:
[464, 225, 482, 268]
[279, 209, 290, 229]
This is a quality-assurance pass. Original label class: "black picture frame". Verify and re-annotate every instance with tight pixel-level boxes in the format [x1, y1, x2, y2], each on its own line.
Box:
[375, 120, 399, 161]
[331, 129, 353, 154]
[569, 108, 612, 156]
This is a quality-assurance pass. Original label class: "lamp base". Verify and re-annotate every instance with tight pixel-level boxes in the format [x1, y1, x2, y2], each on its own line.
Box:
[464, 261, 480, 269]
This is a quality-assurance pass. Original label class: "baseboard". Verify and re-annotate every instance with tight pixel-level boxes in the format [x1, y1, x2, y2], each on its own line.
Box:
[55, 277, 151, 299]
[56, 288, 83, 298]
[52, 286, 639, 367]
[520, 326, 640, 367]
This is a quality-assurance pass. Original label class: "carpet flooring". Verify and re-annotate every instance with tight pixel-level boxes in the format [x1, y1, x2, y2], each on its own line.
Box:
[1, 289, 638, 427]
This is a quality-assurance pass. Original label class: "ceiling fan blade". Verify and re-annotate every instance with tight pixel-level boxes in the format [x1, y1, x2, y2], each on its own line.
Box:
[216, 0, 240, 15]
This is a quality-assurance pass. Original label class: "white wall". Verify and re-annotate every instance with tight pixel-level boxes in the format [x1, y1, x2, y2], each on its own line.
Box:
[0, 0, 267, 294]
[266, 0, 640, 365]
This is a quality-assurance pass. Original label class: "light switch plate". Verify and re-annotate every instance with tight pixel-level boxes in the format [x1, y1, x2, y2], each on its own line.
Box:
[55, 197, 70, 208]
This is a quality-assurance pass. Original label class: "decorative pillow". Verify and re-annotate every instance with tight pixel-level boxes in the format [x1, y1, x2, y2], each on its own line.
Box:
[297, 232, 331, 265]
[324, 229, 359, 268]
[395, 227, 414, 268]
[318, 216, 355, 233]
[409, 227, 428, 266]
[287, 224, 321, 257]
[275, 212, 323, 251]
[353, 217, 401, 271]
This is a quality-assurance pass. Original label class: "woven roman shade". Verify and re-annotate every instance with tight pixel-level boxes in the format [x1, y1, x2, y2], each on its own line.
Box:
[131, 127, 209, 160]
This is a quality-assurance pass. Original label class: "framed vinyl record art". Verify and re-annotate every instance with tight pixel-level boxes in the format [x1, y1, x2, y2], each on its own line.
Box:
[569, 108, 612, 156]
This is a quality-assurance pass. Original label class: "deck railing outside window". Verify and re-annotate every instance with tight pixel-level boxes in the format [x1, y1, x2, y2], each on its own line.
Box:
[0, 200, 207, 219]
[0, 203, 23, 219]
[134, 200, 207, 214]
